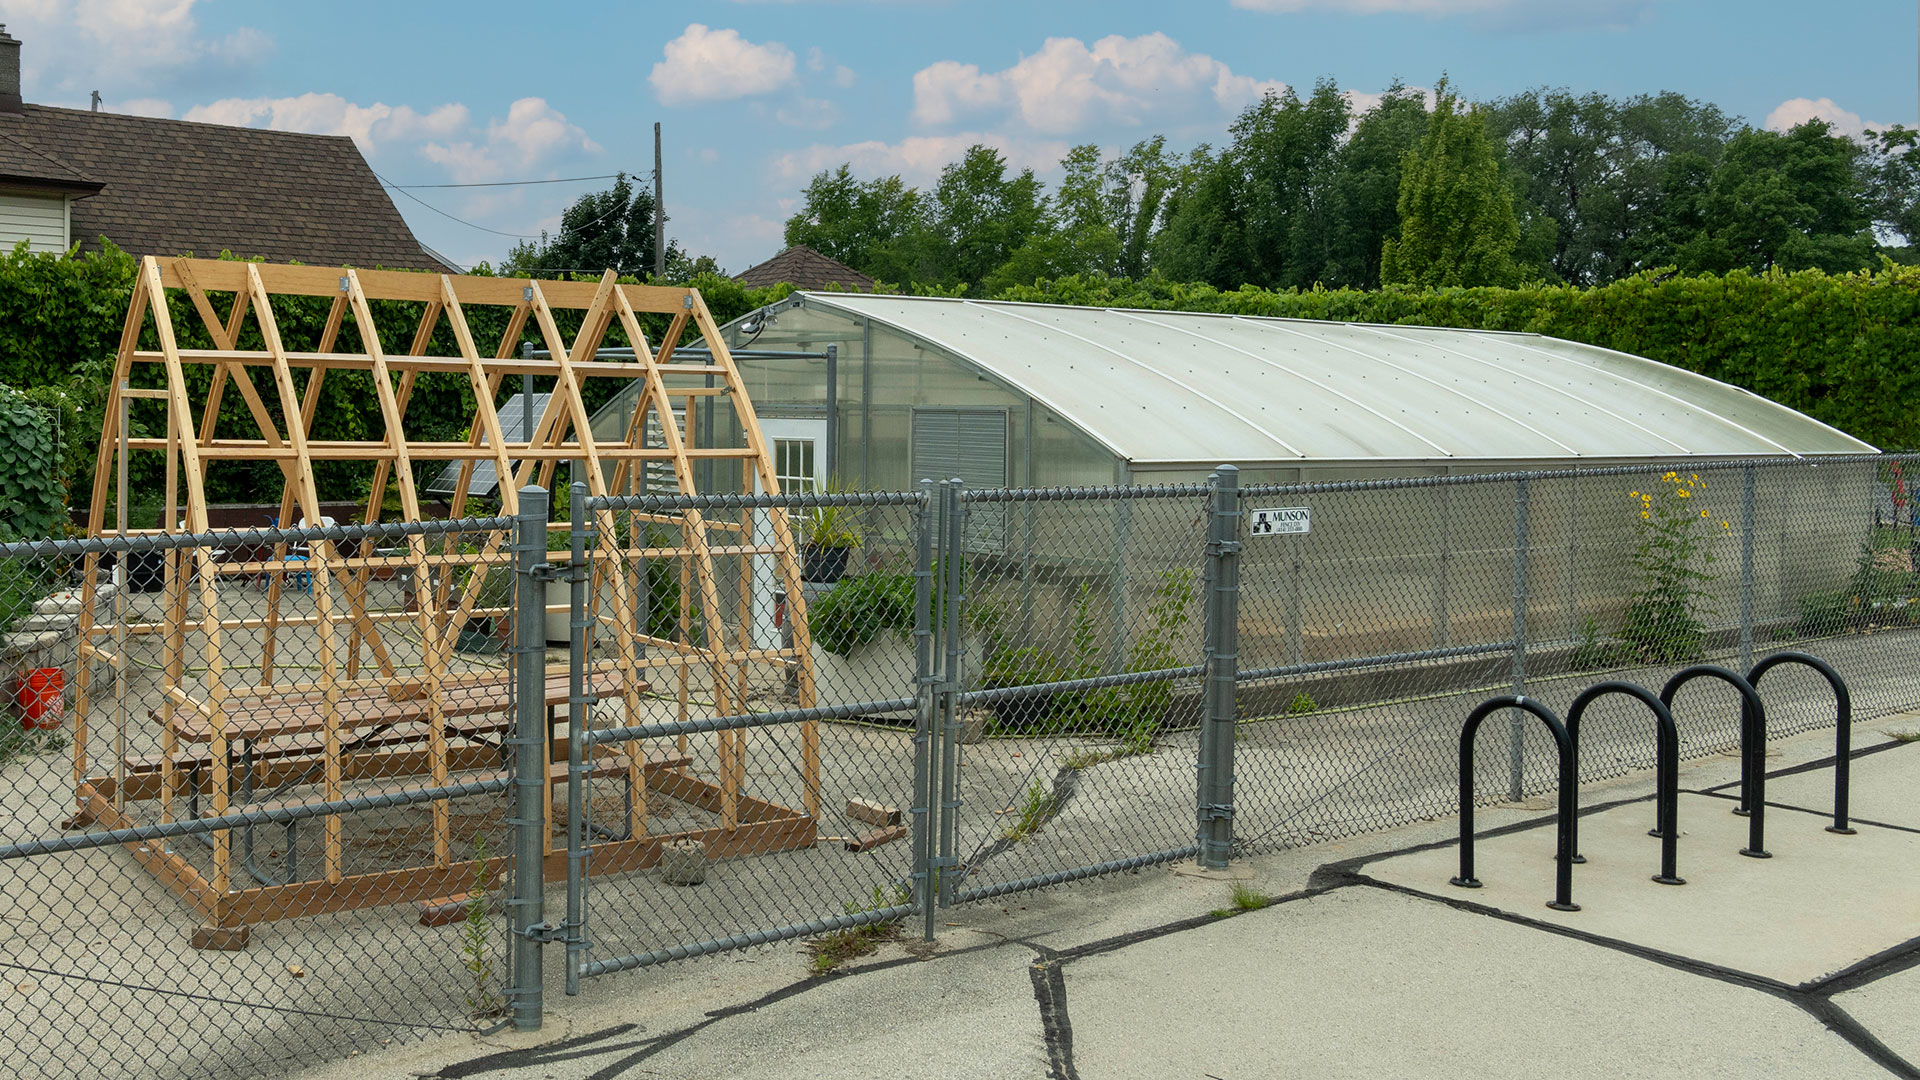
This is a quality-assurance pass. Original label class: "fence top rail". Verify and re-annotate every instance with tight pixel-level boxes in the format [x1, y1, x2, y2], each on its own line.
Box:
[587, 490, 930, 512]
[0, 515, 514, 561]
[963, 483, 1214, 504]
[1237, 452, 1907, 499]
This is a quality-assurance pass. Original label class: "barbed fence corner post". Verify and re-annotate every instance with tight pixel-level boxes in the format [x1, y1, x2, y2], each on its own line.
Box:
[508, 484, 549, 1032]
[1198, 465, 1241, 870]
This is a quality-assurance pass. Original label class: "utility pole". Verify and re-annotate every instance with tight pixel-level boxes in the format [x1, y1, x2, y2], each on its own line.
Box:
[653, 122, 665, 280]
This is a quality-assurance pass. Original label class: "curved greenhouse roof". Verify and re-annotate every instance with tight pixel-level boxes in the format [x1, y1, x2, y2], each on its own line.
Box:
[794, 293, 1874, 465]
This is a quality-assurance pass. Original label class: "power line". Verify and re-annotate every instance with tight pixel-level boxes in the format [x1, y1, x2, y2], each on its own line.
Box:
[384, 172, 633, 190]
[373, 171, 538, 239]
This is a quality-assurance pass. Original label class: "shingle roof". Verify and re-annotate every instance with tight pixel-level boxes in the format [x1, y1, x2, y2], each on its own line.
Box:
[0, 105, 450, 270]
[0, 127, 99, 193]
[734, 245, 873, 291]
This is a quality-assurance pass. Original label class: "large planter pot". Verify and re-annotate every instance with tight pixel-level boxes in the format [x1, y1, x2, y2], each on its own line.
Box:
[801, 543, 852, 584]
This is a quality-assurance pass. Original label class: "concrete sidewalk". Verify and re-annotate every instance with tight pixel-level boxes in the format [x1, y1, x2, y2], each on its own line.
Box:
[298, 713, 1920, 1080]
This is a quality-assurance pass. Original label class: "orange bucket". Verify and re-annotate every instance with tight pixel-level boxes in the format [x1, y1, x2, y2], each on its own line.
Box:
[14, 668, 65, 728]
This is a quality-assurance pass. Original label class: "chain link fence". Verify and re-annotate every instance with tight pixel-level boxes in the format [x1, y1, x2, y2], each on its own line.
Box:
[7, 455, 1918, 1075]
[0, 517, 522, 1080]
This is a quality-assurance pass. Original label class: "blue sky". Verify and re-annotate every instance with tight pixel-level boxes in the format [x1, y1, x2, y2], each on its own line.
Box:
[6, 0, 1915, 272]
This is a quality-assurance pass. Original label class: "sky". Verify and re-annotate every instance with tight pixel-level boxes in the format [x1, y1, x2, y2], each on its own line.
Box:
[2, 0, 1915, 273]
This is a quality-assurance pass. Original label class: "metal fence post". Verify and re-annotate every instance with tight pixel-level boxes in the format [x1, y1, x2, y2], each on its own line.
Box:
[564, 481, 590, 996]
[1509, 476, 1530, 803]
[1740, 463, 1756, 674]
[911, 479, 937, 940]
[937, 480, 965, 907]
[508, 484, 549, 1031]
[1198, 466, 1242, 870]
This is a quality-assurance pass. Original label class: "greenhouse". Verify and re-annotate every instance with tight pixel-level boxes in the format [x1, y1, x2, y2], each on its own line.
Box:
[581, 293, 1878, 679]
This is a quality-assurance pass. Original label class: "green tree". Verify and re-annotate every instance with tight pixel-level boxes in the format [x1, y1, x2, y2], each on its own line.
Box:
[1484, 88, 1736, 284]
[1381, 83, 1523, 288]
[926, 145, 1046, 291]
[1320, 82, 1430, 288]
[1860, 125, 1920, 257]
[1671, 120, 1874, 274]
[782, 165, 928, 277]
[502, 173, 688, 277]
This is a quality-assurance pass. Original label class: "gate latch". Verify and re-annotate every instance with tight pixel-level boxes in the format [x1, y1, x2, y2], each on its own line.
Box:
[529, 562, 584, 584]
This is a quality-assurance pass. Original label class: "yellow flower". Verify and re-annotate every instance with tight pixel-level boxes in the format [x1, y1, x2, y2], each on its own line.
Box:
[1664, 472, 1676, 480]
[1701, 510, 1709, 517]
[1676, 489, 1691, 498]
[1629, 491, 1640, 498]
[1722, 521, 1731, 529]
[1642, 511, 1651, 519]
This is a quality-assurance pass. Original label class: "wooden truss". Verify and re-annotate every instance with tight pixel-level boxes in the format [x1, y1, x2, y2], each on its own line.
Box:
[72, 256, 817, 931]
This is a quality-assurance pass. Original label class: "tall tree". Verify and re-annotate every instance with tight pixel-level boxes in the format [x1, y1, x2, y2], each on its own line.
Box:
[1381, 82, 1523, 288]
[1485, 88, 1736, 284]
[1320, 82, 1430, 289]
[926, 145, 1046, 291]
[1669, 119, 1874, 274]
[782, 165, 926, 275]
[502, 172, 684, 276]
[1860, 125, 1920, 256]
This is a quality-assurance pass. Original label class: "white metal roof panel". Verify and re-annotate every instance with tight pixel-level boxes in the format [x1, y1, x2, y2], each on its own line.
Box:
[797, 293, 1875, 464]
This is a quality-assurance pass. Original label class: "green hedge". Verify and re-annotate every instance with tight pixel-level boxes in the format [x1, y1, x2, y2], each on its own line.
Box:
[0, 242, 791, 508]
[996, 261, 1920, 451]
[0, 382, 64, 538]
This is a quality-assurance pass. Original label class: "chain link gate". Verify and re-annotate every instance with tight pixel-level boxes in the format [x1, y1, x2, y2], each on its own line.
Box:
[0, 515, 524, 1080]
[561, 483, 936, 989]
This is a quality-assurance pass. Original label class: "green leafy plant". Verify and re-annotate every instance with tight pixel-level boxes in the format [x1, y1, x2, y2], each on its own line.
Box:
[1004, 778, 1059, 841]
[1051, 570, 1195, 752]
[810, 571, 914, 656]
[805, 885, 911, 974]
[461, 837, 502, 1018]
[0, 384, 65, 542]
[1286, 692, 1317, 716]
[1571, 617, 1614, 671]
[1211, 881, 1270, 918]
[1618, 472, 1721, 663]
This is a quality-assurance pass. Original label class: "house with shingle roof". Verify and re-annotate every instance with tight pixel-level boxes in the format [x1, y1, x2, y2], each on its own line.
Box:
[734, 245, 874, 291]
[0, 26, 451, 270]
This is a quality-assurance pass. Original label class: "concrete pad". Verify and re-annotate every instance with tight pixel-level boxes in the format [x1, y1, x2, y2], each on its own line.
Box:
[1757, 739, 1920, 831]
[1835, 963, 1920, 1065]
[1363, 793, 1920, 984]
[1066, 887, 1881, 1080]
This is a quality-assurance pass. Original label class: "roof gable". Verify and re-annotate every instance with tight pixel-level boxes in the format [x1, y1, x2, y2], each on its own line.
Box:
[0, 105, 449, 270]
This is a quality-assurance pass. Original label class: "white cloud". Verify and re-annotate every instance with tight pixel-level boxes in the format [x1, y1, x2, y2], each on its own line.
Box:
[181, 92, 598, 185]
[420, 98, 601, 183]
[184, 93, 470, 151]
[832, 65, 857, 89]
[1343, 85, 1436, 115]
[2, 0, 272, 106]
[911, 33, 1284, 135]
[774, 131, 1071, 186]
[650, 24, 796, 106]
[1765, 97, 1880, 139]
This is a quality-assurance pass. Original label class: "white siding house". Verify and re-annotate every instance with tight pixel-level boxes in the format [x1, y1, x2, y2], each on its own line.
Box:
[0, 189, 69, 252]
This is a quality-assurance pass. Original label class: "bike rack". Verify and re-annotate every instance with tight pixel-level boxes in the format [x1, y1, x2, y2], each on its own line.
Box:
[1453, 695, 1580, 912]
[1746, 651, 1855, 835]
[1565, 681, 1683, 885]
[1659, 665, 1769, 858]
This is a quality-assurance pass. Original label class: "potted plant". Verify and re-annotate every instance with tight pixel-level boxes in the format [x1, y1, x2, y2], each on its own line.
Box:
[799, 500, 861, 584]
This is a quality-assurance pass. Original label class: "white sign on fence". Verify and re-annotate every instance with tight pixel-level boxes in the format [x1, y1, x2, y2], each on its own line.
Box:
[1249, 506, 1311, 536]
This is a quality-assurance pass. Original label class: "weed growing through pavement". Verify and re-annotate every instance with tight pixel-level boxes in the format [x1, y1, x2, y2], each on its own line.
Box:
[462, 837, 502, 1018]
[806, 885, 910, 975]
[1004, 779, 1059, 841]
[1210, 881, 1270, 918]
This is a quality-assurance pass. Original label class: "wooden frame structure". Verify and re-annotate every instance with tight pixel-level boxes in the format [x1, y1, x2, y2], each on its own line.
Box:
[71, 257, 819, 931]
